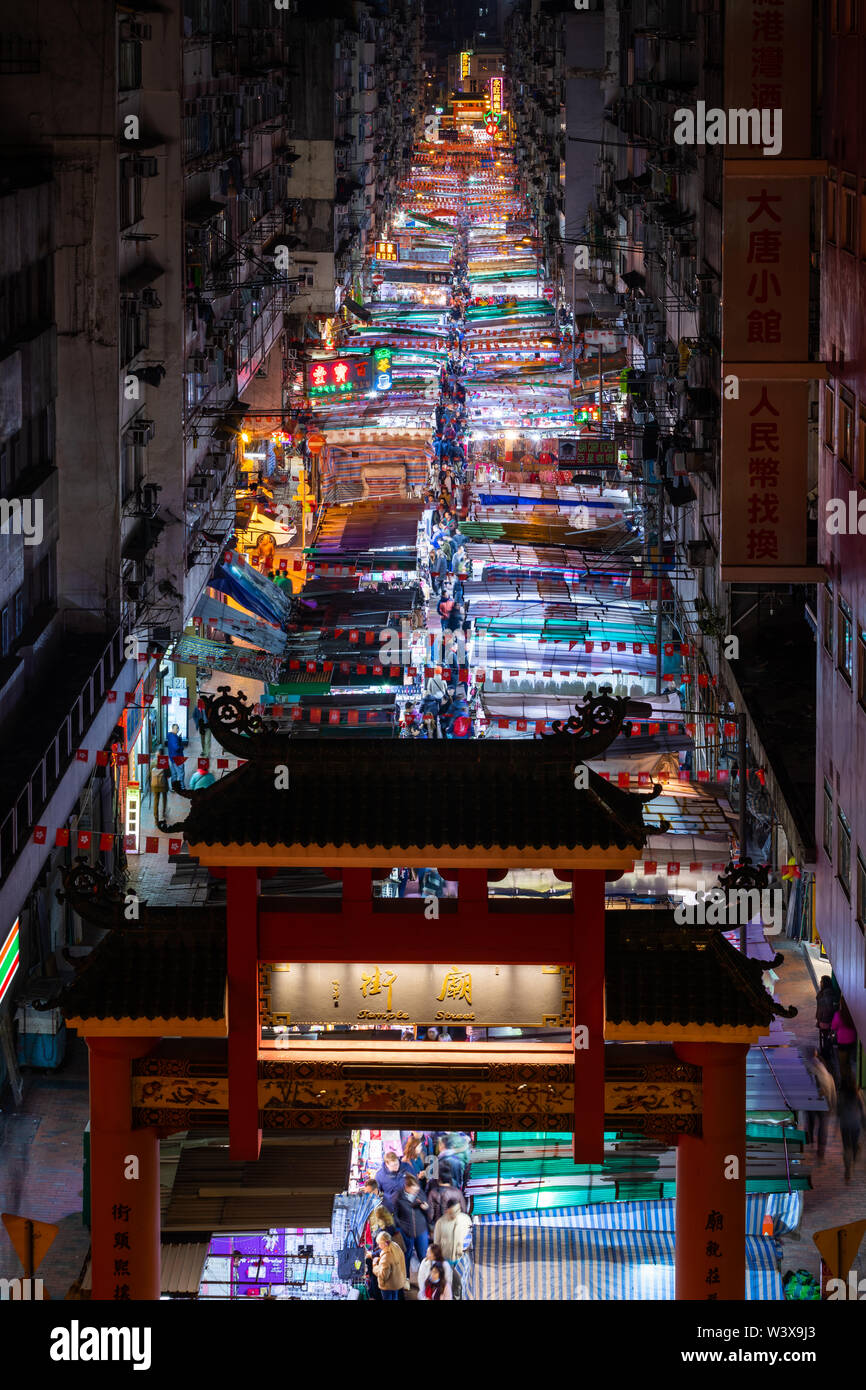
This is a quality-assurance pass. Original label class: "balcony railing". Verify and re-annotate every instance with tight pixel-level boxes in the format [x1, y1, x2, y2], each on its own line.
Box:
[0, 624, 127, 884]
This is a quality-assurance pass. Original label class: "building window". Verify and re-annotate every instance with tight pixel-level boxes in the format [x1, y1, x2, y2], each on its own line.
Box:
[119, 158, 143, 229]
[838, 596, 854, 683]
[857, 849, 866, 929]
[35, 548, 55, 608]
[119, 299, 149, 364]
[122, 432, 145, 501]
[838, 807, 852, 896]
[826, 172, 837, 242]
[842, 181, 857, 252]
[824, 583, 834, 657]
[118, 38, 142, 92]
[824, 779, 834, 858]
[824, 383, 836, 448]
[840, 389, 855, 469]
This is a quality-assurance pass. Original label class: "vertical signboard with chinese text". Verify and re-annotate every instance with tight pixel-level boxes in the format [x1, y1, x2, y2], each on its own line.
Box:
[720, 0, 817, 580]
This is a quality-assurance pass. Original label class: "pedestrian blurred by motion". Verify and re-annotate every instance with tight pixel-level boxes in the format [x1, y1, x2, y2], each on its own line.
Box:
[815, 977, 837, 1064]
[800, 1048, 836, 1157]
[837, 1079, 866, 1182]
[832, 1002, 857, 1084]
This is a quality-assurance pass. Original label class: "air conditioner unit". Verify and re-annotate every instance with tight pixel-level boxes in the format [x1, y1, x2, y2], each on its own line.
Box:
[131, 157, 159, 178]
[129, 20, 152, 41]
[125, 580, 142, 601]
[141, 287, 161, 308]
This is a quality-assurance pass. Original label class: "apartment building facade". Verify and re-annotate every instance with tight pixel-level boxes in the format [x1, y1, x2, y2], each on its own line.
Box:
[816, 0, 866, 1040]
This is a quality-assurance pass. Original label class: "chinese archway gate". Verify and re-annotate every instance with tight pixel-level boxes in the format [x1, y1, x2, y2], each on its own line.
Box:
[55, 690, 792, 1301]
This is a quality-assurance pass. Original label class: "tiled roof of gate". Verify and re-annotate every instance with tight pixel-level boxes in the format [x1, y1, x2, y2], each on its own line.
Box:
[58, 912, 791, 1030]
[180, 739, 649, 853]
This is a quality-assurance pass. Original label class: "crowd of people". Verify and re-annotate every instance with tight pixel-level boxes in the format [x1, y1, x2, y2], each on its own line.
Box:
[359, 1133, 473, 1301]
[405, 233, 479, 743]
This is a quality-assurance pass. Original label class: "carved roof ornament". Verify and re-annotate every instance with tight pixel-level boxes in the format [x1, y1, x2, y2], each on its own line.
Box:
[56, 857, 225, 932]
[542, 684, 654, 760]
[202, 685, 289, 760]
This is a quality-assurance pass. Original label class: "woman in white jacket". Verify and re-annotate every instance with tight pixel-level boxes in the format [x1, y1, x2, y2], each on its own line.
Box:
[417, 1242, 453, 1299]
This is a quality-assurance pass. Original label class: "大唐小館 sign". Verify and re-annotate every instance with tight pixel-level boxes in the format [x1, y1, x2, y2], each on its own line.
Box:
[259, 962, 573, 1029]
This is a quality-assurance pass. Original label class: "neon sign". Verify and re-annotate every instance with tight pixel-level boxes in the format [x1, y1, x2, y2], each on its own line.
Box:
[373, 347, 393, 392]
[460, 51, 471, 79]
[306, 358, 372, 396]
[489, 77, 502, 115]
[374, 240, 398, 262]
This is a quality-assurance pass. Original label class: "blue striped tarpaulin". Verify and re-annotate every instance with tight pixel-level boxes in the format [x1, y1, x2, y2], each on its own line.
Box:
[468, 1224, 782, 1301]
[474, 1192, 802, 1238]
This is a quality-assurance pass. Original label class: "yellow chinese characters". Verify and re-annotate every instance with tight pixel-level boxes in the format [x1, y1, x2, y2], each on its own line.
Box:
[436, 968, 472, 1005]
[360, 966, 397, 1011]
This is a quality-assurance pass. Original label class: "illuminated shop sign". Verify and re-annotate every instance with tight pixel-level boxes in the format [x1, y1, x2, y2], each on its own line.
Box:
[259, 961, 573, 1028]
[0, 918, 20, 1006]
[460, 51, 471, 79]
[374, 240, 399, 262]
[489, 77, 503, 114]
[306, 358, 372, 396]
[372, 347, 393, 392]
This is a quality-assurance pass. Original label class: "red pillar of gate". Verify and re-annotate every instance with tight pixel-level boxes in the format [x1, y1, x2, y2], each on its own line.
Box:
[673, 1042, 748, 1301]
[88, 1037, 161, 1301]
[227, 866, 262, 1161]
[572, 869, 606, 1162]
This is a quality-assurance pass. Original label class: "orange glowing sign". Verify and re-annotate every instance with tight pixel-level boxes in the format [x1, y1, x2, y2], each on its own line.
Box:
[374, 240, 398, 262]
[489, 77, 503, 115]
[460, 51, 471, 79]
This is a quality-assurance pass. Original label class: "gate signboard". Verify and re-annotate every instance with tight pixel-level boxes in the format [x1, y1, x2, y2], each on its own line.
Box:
[259, 962, 573, 1028]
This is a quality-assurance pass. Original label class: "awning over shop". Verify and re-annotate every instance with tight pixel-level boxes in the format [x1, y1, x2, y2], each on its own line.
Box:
[469, 1208, 786, 1300]
[197, 592, 287, 655]
[173, 634, 281, 684]
[343, 297, 372, 323]
[210, 550, 293, 628]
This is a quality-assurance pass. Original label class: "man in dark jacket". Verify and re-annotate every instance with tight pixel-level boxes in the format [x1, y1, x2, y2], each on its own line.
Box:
[393, 1175, 432, 1267]
[426, 1178, 468, 1224]
[375, 1151, 416, 1212]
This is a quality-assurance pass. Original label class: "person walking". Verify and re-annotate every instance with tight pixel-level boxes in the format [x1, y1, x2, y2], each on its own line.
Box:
[394, 1175, 432, 1271]
[419, 1262, 452, 1300]
[800, 1048, 836, 1158]
[375, 1149, 416, 1212]
[369, 1204, 407, 1257]
[193, 703, 212, 758]
[150, 753, 168, 825]
[417, 1242, 454, 1299]
[837, 1079, 865, 1183]
[166, 723, 186, 791]
[832, 1002, 857, 1083]
[815, 977, 837, 1064]
[432, 1200, 472, 1297]
[426, 1176, 468, 1224]
[371, 1231, 406, 1301]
